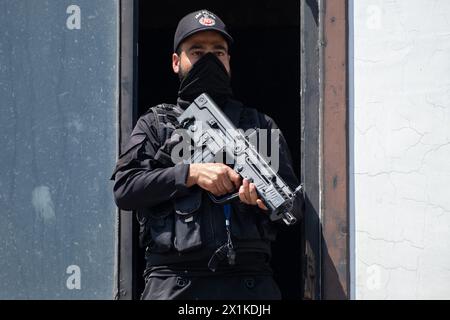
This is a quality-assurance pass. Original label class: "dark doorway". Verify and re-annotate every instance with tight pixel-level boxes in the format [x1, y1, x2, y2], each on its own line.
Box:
[136, 0, 301, 299]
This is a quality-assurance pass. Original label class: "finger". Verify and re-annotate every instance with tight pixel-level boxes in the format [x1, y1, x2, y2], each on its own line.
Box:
[239, 185, 250, 204]
[221, 175, 235, 193]
[242, 178, 249, 192]
[213, 172, 228, 195]
[256, 199, 269, 211]
[217, 181, 228, 195]
[244, 179, 255, 203]
[209, 183, 221, 196]
[242, 179, 251, 202]
[210, 179, 225, 196]
[249, 183, 258, 204]
[235, 176, 243, 190]
[227, 168, 242, 189]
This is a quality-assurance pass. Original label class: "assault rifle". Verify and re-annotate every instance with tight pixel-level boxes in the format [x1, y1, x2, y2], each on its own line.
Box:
[177, 93, 302, 226]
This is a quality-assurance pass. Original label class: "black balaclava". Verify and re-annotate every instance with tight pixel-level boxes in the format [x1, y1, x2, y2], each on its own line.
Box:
[177, 52, 233, 109]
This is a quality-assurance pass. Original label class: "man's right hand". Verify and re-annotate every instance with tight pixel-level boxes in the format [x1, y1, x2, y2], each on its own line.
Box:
[186, 163, 241, 196]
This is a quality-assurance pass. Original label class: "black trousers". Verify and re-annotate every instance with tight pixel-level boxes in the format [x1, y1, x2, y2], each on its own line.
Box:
[140, 274, 282, 300]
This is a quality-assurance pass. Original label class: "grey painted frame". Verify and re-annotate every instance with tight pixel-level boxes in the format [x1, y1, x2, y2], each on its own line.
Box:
[301, 0, 350, 299]
[116, 0, 139, 300]
[300, 0, 322, 300]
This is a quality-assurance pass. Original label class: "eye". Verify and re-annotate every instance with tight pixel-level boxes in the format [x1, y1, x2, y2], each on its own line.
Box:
[192, 51, 203, 57]
[215, 51, 225, 57]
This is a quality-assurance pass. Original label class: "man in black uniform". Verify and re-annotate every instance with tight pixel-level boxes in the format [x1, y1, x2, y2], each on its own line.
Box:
[111, 9, 303, 300]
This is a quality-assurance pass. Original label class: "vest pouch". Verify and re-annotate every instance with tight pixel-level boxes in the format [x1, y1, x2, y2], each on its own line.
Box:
[138, 204, 174, 253]
[172, 188, 203, 252]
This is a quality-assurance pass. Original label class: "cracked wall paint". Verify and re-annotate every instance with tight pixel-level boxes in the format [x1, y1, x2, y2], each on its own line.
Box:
[350, 0, 450, 299]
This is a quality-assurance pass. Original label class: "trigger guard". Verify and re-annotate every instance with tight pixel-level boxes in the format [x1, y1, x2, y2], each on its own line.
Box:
[207, 192, 240, 204]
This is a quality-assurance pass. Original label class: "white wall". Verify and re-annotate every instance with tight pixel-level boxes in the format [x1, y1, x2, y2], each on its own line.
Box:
[350, 0, 450, 299]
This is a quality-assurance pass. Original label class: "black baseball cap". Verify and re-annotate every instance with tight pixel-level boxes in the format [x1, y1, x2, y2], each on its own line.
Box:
[173, 9, 233, 52]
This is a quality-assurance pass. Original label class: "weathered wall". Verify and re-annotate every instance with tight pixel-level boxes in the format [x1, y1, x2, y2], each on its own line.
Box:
[349, 0, 450, 299]
[0, 0, 119, 298]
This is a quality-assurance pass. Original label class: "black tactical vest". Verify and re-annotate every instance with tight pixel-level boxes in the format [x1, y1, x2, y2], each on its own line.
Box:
[136, 99, 278, 266]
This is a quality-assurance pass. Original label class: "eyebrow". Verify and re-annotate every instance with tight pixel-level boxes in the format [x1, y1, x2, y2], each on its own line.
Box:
[188, 44, 228, 52]
[188, 44, 204, 51]
[213, 44, 228, 51]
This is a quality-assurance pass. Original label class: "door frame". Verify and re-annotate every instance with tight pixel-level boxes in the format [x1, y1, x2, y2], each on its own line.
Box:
[117, 0, 350, 300]
[301, 0, 350, 299]
[116, 0, 139, 300]
[321, 0, 350, 300]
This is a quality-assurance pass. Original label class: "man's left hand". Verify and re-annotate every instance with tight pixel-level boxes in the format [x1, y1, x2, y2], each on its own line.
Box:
[238, 178, 269, 211]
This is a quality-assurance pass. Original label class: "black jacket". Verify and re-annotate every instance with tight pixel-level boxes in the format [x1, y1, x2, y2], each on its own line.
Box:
[110, 98, 303, 269]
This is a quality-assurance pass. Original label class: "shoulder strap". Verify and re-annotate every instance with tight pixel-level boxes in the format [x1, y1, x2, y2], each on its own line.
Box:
[150, 103, 181, 145]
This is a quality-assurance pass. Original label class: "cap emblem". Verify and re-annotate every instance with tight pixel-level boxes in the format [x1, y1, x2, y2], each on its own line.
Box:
[196, 11, 216, 26]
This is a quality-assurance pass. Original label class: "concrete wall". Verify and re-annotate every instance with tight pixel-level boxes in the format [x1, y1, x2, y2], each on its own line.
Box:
[349, 0, 450, 299]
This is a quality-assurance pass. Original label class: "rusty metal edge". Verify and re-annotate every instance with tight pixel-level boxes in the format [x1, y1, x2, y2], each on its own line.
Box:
[320, 0, 350, 299]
